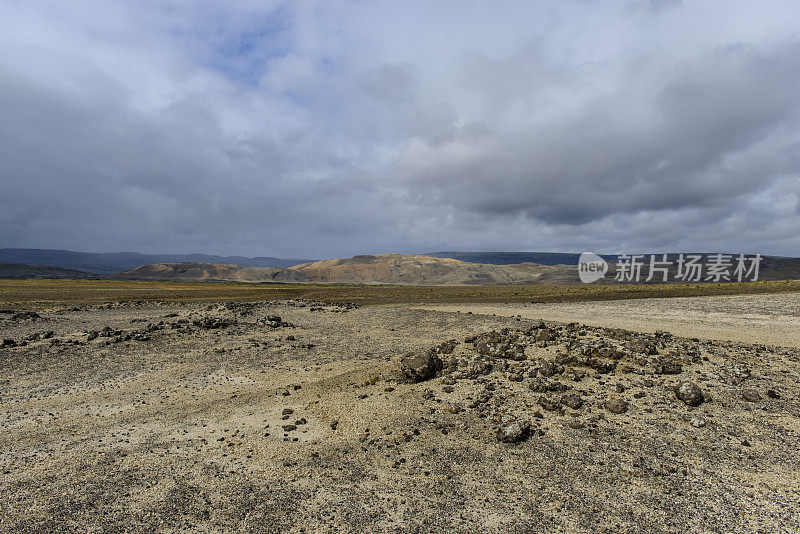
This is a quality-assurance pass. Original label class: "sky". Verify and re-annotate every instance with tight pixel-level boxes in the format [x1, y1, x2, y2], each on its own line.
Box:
[1, 0, 799, 259]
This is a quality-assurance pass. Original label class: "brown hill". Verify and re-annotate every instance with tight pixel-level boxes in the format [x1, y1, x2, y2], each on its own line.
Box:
[289, 254, 568, 285]
[115, 263, 310, 283]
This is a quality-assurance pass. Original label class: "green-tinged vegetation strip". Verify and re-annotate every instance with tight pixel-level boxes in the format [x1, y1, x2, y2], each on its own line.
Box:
[1, 278, 799, 307]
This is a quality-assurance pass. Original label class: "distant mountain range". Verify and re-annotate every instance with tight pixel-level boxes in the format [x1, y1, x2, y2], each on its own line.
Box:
[1, 248, 799, 284]
[113, 262, 310, 283]
[0, 248, 314, 275]
[0, 261, 98, 279]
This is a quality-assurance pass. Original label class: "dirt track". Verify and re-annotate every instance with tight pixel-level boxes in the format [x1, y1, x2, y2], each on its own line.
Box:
[414, 292, 800, 348]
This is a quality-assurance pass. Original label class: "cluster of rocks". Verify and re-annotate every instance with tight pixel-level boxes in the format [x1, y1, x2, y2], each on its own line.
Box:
[84, 324, 156, 344]
[192, 316, 237, 329]
[257, 315, 296, 328]
[279, 299, 358, 312]
[395, 321, 780, 443]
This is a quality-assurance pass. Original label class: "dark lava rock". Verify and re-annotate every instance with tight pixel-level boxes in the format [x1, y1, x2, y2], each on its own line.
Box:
[674, 381, 704, 406]
[604, 398, 629, 414]
[538, 361, 563, 378]
[742, 389, 761, 402]
[528, 379, 569, 393]
[766, 389, 781, 399]
[538, 396, 561, 412]
[400, 351, 442, 382]
[560, 393, 584, 410]
[653, 357, 683, 375]
[583, 357, 616, 374]
[496, 421, 531, 443]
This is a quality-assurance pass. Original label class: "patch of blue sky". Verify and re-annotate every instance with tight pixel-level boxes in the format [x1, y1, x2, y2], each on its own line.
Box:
[181, 5, 294, 87]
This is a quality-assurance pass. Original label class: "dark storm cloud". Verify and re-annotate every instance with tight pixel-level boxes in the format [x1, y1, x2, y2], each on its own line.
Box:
[399, 41, 800, 223]
[1, 1, 799, 257]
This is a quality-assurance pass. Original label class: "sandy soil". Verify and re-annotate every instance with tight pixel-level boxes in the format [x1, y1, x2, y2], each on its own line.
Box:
[1, 298, 799, 533]
[414, 292, 800, 348]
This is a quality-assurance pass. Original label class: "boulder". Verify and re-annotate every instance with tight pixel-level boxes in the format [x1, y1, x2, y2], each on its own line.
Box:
[400, 351, 441, 382]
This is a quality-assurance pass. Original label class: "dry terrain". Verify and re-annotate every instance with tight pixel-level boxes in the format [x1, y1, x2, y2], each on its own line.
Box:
[416, 292, 800, 348]
[3, 278, 800, 307]
[1, 289, 799, 532]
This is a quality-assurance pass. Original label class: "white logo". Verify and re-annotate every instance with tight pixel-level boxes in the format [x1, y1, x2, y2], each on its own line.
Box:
[579, 252, 608, 283]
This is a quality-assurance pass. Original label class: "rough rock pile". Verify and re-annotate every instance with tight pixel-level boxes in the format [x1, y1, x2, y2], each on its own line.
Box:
[398, 320, 759, 443]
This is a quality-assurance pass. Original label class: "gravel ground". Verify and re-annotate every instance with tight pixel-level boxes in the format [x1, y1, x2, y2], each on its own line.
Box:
[0, 298, 799, 533]
[415, 292, 800, 347]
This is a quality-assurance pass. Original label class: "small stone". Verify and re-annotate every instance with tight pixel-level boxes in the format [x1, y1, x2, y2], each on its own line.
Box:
[538, 396, 561, 412]
[604, 398, 628, 414]
[330, 420, 339, 430]
[653, 358, 683, 375]
[690, 417, 706, 428]
[674, 381, 704, 406]
[766, 389, 781, 399]
[447, 403, 464, 414]
[742, 390, 761, 402]
[567, 421, 585, 429]
[560, 393, 584, 410]
[282, 424, 297, 432]
[442, 386, 454, 394]
[496, 421, 531, 443]
[282, 408, 294, 416]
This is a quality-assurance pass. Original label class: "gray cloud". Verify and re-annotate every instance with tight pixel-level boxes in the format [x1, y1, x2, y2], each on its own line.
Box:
[1, 1, 799, 258]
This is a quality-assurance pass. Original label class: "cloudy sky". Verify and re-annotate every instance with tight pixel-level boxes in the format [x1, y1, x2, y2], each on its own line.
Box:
[2, 1, 799, 258]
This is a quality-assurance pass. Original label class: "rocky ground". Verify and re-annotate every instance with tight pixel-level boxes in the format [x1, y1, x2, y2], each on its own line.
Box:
[0, 300, 799, 533]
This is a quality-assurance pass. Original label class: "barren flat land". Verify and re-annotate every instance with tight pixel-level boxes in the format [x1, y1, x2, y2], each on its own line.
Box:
[1, 282, 799, 532]
[416, 292, 800, 348]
